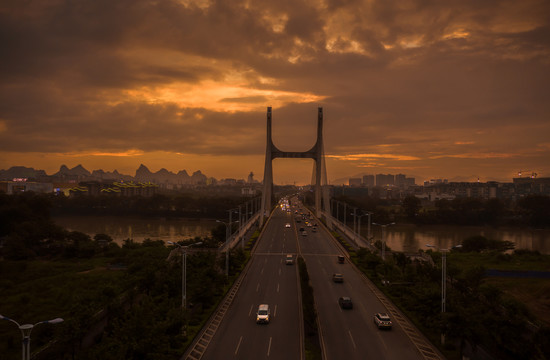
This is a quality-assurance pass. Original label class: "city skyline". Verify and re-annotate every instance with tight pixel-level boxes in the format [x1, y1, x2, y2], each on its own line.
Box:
[1, 1, 549, 185]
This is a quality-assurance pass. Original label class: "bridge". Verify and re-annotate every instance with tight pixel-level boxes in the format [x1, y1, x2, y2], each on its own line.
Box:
[184, 108, 443, 360]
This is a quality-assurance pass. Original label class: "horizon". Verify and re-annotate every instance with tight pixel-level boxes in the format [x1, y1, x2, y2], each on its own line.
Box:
[1, 162, 529, 186]
[1, 1, 548, 185]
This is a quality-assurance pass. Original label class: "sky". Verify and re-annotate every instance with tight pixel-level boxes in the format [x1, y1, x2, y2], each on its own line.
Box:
[1, 0, 549, 185]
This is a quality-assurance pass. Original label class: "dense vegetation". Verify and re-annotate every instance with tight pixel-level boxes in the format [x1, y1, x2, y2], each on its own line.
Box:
[316, 192, 550, 228]
[0, 192, 251, 359]
[48, 191, 255, 218]
[348, 241, 550, 360]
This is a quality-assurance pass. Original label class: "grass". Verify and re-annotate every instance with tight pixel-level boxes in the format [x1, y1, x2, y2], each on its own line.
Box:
[485, 277, 550, 326]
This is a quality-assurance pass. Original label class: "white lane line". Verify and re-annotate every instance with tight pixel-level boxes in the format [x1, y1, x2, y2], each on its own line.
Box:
[248, 304, 254, 316]
[261, 267, 265, 274]
[348, 330, 357, 349]
[256, 283, 260, 292]
[279, 268, 281, 276]
[274, 304, 278, 317]
[235, 336, 243, 355]
[267, 337, 272, 357]
[277, 283, 280, 292]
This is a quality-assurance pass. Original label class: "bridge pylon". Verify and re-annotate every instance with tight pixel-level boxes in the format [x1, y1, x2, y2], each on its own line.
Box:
[260, 107, 331, 227]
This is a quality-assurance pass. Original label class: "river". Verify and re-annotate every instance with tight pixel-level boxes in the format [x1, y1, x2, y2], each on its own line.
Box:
[52, 216, 550, 254]
[53, 215, 219, 245]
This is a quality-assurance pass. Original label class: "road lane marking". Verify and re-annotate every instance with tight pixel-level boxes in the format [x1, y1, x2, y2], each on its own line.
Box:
[348, 330, 357, 349]
[267, 337, 272, 356]
[277, 283, 280, 292]
[249, 304, 254, 316]
[235, 336, 243, 355]
[274, 304, 277, 317]
[279, 268, 281, 276]
[256, 283, 260, 292]
[261, 267, 264, 274]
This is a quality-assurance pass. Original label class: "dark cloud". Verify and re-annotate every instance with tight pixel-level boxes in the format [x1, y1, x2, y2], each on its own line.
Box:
[0, 0, 549, 182]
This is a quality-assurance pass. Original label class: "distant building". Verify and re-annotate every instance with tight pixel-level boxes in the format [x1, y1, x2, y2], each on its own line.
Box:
[376, 174, 394, 186]
[362, 175, 375, 187]
[0, 180, 53, 194]
[348, 178, 362, 187]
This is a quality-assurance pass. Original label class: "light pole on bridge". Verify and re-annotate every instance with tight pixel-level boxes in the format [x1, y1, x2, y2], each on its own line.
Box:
[372, 222, 395, 260]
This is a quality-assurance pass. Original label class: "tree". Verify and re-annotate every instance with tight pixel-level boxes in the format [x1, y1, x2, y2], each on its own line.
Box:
[402, 195, 421, 220]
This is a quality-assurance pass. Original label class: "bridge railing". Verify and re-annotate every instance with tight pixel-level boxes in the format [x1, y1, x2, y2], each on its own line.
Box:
[320, 210, 378, 252]
[219, 212, 260, 251]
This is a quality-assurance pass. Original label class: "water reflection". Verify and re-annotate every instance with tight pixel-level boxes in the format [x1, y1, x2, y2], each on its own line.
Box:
[367, 225, 550, 254]
[53, 215, 549, 254]
[53, 215, 218, 245]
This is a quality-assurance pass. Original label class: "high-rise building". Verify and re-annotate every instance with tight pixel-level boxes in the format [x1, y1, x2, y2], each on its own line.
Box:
[376, 174, 394, 186]
[362, 174, 375, 187]
[395, 174, 406, 187]
[349, 178, 362, 187]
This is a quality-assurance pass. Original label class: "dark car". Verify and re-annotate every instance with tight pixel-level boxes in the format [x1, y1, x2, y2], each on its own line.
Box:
[338, 297, 353, 309]
[337, 255, 345, 264]
[332, 273, 344, 283]
[374, 313, 392, 329]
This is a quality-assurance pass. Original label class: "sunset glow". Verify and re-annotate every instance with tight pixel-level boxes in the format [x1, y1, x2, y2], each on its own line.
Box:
[0, 0, 548, 184]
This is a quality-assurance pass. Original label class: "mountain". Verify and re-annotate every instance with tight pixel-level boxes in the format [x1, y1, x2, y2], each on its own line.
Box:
[54, 164, 91, 178]
[1, 163, 210, 185]
[0, 166, 47, 180]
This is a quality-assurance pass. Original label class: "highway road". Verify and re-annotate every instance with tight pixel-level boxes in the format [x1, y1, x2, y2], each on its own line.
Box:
[297, 204, 426, 360]
[200, 199, 432, 360]
[201, 204, 303, 360]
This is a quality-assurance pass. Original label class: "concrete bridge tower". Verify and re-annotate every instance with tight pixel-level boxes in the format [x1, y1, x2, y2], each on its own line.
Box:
[260, 107, 330, 226]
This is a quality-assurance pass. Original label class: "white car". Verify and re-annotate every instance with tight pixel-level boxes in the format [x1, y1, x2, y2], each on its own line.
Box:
[285, 254, 294, 265]
[257, 304, 271, 324]
[285, 223, 291, 228]
[374, 313, 392, 329]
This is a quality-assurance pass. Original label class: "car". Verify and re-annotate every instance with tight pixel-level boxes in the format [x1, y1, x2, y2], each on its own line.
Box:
[285, 223, 291, 228]
[301, 231, 307, 236]
[374, 313, 392, 329]
[256, 304, 270, 324]
[312, 227, 317, 232]
[332, 273, 344, 283]
[338, 297, 353, 309]
[337, 255, 345, 264]
[285, 254, 294, 265]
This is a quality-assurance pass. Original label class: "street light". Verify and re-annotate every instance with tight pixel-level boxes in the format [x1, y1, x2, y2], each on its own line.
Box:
[0, 315, 63, 360]
[167, 241, 203, 308]
[216, 219, 239, 276]
[425, 243, 462, 344]
[372, 222, 395, 260]
[351, 211, 372, 244]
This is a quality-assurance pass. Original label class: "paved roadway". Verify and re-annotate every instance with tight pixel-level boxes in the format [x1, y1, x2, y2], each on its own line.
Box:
[296, 203, 425, 360]
[202, 205, 302, 360]
[202, 200, 426, 360]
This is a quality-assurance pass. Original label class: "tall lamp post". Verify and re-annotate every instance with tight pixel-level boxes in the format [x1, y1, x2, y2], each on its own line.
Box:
[372, 222, 395, 260]
[217, 219, 238, 276]
[353, 211, 372, 244]
[425, 243, 462, 344]
[0, 315, 63, 360]
[167, 241, 202, 309]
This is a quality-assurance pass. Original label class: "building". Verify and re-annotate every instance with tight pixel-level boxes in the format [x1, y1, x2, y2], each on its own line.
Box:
[376, 174, 394, 186]
[348, 178, 362, 187]
[0, 180, 53, 194]
[362, 175, 375, 187]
